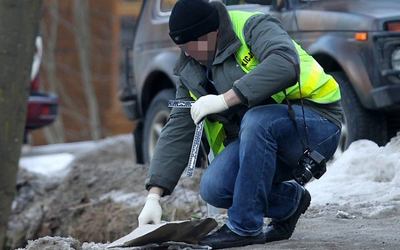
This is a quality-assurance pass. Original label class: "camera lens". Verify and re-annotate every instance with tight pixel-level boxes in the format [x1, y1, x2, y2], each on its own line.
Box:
[295, 164, 314, 185]
[294, 150, 327, 185]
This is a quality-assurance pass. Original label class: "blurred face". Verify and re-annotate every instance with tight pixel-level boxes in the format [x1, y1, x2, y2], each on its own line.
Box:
[179, 31, 218, 67]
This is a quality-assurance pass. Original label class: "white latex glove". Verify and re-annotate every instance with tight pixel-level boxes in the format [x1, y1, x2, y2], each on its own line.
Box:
[138, 193, 162, 227]
[191, 94, 229, 124]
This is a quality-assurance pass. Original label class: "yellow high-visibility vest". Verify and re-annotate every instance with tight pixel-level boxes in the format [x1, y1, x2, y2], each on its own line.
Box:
[192, 11, 341, 156]
[229, 10, 341, 104]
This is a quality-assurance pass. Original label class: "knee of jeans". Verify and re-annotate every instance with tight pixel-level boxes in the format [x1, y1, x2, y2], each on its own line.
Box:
[241, 109, 263, 137]
[200, 178, 229, 208]
[241, 108, 258, 126]
[240, 108, 278, 142]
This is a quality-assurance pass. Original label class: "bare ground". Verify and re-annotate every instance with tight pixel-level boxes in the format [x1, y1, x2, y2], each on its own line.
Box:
[233, 211, 400, 250]
[9, 135, 400, 250]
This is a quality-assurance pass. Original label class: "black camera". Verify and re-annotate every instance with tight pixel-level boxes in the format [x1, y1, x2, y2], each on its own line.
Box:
[293, 150, 327, 185]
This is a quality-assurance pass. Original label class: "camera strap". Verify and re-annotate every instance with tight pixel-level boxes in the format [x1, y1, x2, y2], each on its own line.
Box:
[285, 93, 310, 152]
[271, 51, 329, 185]
[271, 50, 310, 152]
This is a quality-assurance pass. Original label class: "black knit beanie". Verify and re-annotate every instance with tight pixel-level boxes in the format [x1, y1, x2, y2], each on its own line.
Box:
[169, 0, 219, 45]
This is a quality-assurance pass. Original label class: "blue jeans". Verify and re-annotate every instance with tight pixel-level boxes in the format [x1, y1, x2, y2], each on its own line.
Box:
[200, 104, 340, 236]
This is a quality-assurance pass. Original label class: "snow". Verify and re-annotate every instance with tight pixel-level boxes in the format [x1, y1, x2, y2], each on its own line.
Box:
[19, 134, 400, 218]
[99, 190, 144, 207]
[307, 137, 400, 212]
[15, 134, 400, 249]
[19, 140, 96, 177]
[19, 153, 74, 178]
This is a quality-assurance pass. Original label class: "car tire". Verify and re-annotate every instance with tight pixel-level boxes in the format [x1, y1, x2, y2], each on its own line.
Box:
[331, 72, 388, 150]
[143, 89, 175, 164]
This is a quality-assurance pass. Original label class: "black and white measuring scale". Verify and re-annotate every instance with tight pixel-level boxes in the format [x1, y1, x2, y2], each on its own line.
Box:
[168, 100, 203, 177]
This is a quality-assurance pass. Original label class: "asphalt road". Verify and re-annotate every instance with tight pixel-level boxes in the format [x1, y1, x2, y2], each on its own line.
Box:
[226, 212, 400, 250]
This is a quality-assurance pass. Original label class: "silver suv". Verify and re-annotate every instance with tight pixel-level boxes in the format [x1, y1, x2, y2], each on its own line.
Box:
[120, 0, 400, 164]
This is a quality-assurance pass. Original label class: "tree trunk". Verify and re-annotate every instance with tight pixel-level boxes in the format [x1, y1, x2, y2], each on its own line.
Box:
[73, 0, 102, 141]
[41, 0, 65, 144]
[0, 0, 43, 249]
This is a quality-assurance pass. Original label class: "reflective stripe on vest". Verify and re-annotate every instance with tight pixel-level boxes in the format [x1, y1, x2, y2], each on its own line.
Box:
[228, 10, 341, 104]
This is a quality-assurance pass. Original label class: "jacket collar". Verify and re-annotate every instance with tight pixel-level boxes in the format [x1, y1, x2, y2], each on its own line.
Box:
[211, 1, 242, 65]
[174, 1, 242, 75]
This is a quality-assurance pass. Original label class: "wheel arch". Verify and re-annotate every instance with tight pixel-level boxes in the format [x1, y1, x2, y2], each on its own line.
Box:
[141, 71, 176, 118]
[307, 34, 376, 109]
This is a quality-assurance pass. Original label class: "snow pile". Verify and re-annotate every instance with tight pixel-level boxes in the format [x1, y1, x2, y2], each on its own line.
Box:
[18, 134, 400, 218]
[13, 134, 400, 249]
[19, 153, 74, 178]
[307, 136, 400, 217]
[19, 134, 400, 216]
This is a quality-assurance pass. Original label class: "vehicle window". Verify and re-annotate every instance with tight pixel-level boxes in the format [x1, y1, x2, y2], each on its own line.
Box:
[223, 0, 246, 5]
[161, 0, 178, 12]
[160, 0, 247, 12]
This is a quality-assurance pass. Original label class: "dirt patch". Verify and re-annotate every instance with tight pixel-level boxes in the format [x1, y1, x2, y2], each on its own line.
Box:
[9, 135, 204, 249]
[9, 134, 400, 250]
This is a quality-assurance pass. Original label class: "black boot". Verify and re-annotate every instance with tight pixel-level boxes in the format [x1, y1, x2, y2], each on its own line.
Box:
[199, 224, 265, 249]
[264, 188, 311, 242]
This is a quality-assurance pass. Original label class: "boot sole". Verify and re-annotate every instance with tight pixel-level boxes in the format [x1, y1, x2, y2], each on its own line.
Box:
[208, 234, 266, 249]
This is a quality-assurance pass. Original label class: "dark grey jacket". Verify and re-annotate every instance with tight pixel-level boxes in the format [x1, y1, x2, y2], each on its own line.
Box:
[145, 2, 342, 196]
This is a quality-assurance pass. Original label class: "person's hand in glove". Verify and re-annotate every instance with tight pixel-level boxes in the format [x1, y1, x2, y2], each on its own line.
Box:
[138, 193, 162, 227]
[191, 94, 228, 124]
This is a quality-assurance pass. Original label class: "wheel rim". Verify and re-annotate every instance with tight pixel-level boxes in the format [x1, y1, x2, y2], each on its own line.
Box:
[335, 115, 348, 158]
[148, 109, 170, 160]
[339, 122, 348, 151]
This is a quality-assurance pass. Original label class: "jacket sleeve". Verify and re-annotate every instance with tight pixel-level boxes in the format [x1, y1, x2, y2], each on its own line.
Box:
[232, 14, 298, 107]
[145, 78, 195, 196]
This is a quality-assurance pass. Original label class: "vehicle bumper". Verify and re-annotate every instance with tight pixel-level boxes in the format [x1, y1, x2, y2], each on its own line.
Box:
[119, 86, 140, 121]
[371, 85, 400, 108]
[122, 99, 140, 121]
[26, 94, 58, 130]
[372, 31, 400, 109]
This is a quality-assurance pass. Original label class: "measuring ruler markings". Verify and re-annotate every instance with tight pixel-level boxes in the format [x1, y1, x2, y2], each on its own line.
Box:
[168, 100, 194, 108]
[168, 100, 203, 177]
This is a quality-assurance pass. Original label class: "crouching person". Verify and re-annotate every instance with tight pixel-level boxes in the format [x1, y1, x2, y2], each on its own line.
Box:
[138, 0, 343, 249]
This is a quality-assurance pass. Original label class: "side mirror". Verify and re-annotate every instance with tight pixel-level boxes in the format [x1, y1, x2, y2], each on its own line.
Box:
[245, 0, 275, 5]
